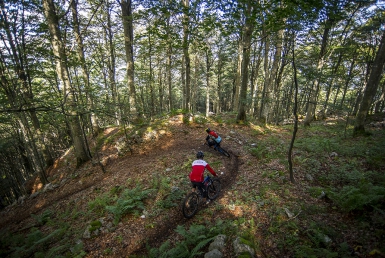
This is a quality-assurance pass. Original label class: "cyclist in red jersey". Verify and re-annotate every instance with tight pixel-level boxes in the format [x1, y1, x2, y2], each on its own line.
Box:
[189, 151, 217, 203]
[205, 128, 222, 150]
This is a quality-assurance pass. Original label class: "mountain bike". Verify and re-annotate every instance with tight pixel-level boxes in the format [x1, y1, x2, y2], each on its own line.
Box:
[182, 175, 221, 218]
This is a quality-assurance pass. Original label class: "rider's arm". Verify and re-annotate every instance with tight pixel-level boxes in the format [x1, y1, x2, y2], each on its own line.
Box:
[205, 164, 217, 177]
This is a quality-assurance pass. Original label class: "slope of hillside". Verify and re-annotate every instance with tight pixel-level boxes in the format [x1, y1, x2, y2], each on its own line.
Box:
[1, 113, 384, 258]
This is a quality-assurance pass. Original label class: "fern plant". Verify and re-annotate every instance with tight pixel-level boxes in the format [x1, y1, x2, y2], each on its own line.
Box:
[156, 187, 184, 209]
[31, 209, 54, 226]
[149, 220, 234, 258]
[88, 193, 113, 215]
[106, 186, 153, 225]
[10, 228, 65, 258]
[328, 183, 385, 212]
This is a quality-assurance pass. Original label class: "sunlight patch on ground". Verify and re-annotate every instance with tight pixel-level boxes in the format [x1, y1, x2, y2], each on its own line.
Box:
[169, 115, 184, 124]
[34, 199, 46, 209]
[249, 123, 264, 134]
[61, 146, 73, 160]
[104, 127, 119, 135]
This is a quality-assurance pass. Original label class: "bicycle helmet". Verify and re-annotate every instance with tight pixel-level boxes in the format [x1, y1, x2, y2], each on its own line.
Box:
[196, 151, 204, 159]
[206, 128, 211, 133]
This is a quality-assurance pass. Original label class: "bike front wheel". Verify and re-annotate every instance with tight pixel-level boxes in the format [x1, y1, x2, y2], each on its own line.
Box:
[207, 178, 221, 200]
[182, 192, 200, 218]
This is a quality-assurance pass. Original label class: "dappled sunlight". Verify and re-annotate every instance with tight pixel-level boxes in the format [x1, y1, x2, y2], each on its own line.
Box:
[218, 197, 245, 218]
[55, 147, 74, 166]
[249, 122, 265, 134]
[34, 199, 46, 209]
[169, 114, 184, 124]
[249, 122, 292, 135]
[102, 127, 122, 137]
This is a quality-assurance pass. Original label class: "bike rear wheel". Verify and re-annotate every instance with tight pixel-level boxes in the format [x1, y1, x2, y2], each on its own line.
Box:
[207, 178, 221, 200]
[182, 192, 200, 218]
[217, 146, 230, 157]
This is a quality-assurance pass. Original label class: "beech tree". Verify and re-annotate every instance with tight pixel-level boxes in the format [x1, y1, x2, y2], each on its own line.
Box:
[42, 0, 90, 166]
[354, 30, 385, 136]
[182, 0, 191, 111]
[0, 0, 51, 184]
[236, 0, 257, 122]
[119, 0, 138, 115]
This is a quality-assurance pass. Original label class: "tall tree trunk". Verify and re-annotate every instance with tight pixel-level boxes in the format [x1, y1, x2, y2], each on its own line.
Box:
[274, 37, 289, 124]
[336, 53, 356, 108]
[216, 50, 223, 114]
[17, 114, 49, 184]
[0, 1, 53, 170]
[166, 14, 173, 111]
[267, 29, 284, 121]
[321, 53, 342, 119]
[234, 39, 242, 111]
[70, 0, 100, 134]
[260, 24, 270, 121]
[288, 36, 298, 184]
[0, 72, 49, 184]
[304, 17, 333, 126]
[181, 57, 186, 108]
[266, 26, 284, 123]
[42, 0, 90, 167]
[182, 0, 191, 111]
[354, 31, 385, 135]
[167, 45, 173, 111]
[192, 54, 199, 112]
[205, 48, 211, 117]
[105, 0, 120, 124]
[236, 1, 254, 122]
[120, 0, 138, 115]
[148, 33, 155, 116]
[374, 82, 385, 113]
[249, 41, 263, 116]
[158, 57, 164, 113]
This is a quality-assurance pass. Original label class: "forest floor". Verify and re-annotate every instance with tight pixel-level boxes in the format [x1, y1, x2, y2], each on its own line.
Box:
[0, 113, 384, 258]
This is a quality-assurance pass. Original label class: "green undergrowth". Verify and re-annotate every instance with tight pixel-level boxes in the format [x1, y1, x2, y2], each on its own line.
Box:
[0, 208, 86, 258]
[231, 117, 385, 257]
[1, 182, 155, 258]
[146, 220, 236, 258]
[105, 186, 154, 225]
[291, 121, 385, 255]
[1, 114, 384, 258]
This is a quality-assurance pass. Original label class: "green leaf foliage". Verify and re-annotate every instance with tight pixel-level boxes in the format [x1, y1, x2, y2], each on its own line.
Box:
[106, 186, 154, 225]
[328, 183, 385, 212]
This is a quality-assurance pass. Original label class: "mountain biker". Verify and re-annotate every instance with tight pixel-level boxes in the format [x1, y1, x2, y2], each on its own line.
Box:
[189, 151, 217, 204]
[205, 128, 222, 150]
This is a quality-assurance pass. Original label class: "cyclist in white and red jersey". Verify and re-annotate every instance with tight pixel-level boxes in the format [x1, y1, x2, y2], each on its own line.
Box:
[189, 151, 217, 202]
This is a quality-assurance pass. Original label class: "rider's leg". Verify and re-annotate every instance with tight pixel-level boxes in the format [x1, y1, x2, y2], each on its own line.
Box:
[214, 139, 222, 150]
[207, 139, 215, 148]
[192, 182, 205, 197]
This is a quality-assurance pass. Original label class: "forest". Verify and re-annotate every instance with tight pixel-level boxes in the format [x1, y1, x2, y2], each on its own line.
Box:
[0, 0, 385, 257]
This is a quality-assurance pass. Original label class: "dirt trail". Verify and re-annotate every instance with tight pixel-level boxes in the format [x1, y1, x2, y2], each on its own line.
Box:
[130, 148, 239, 256]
